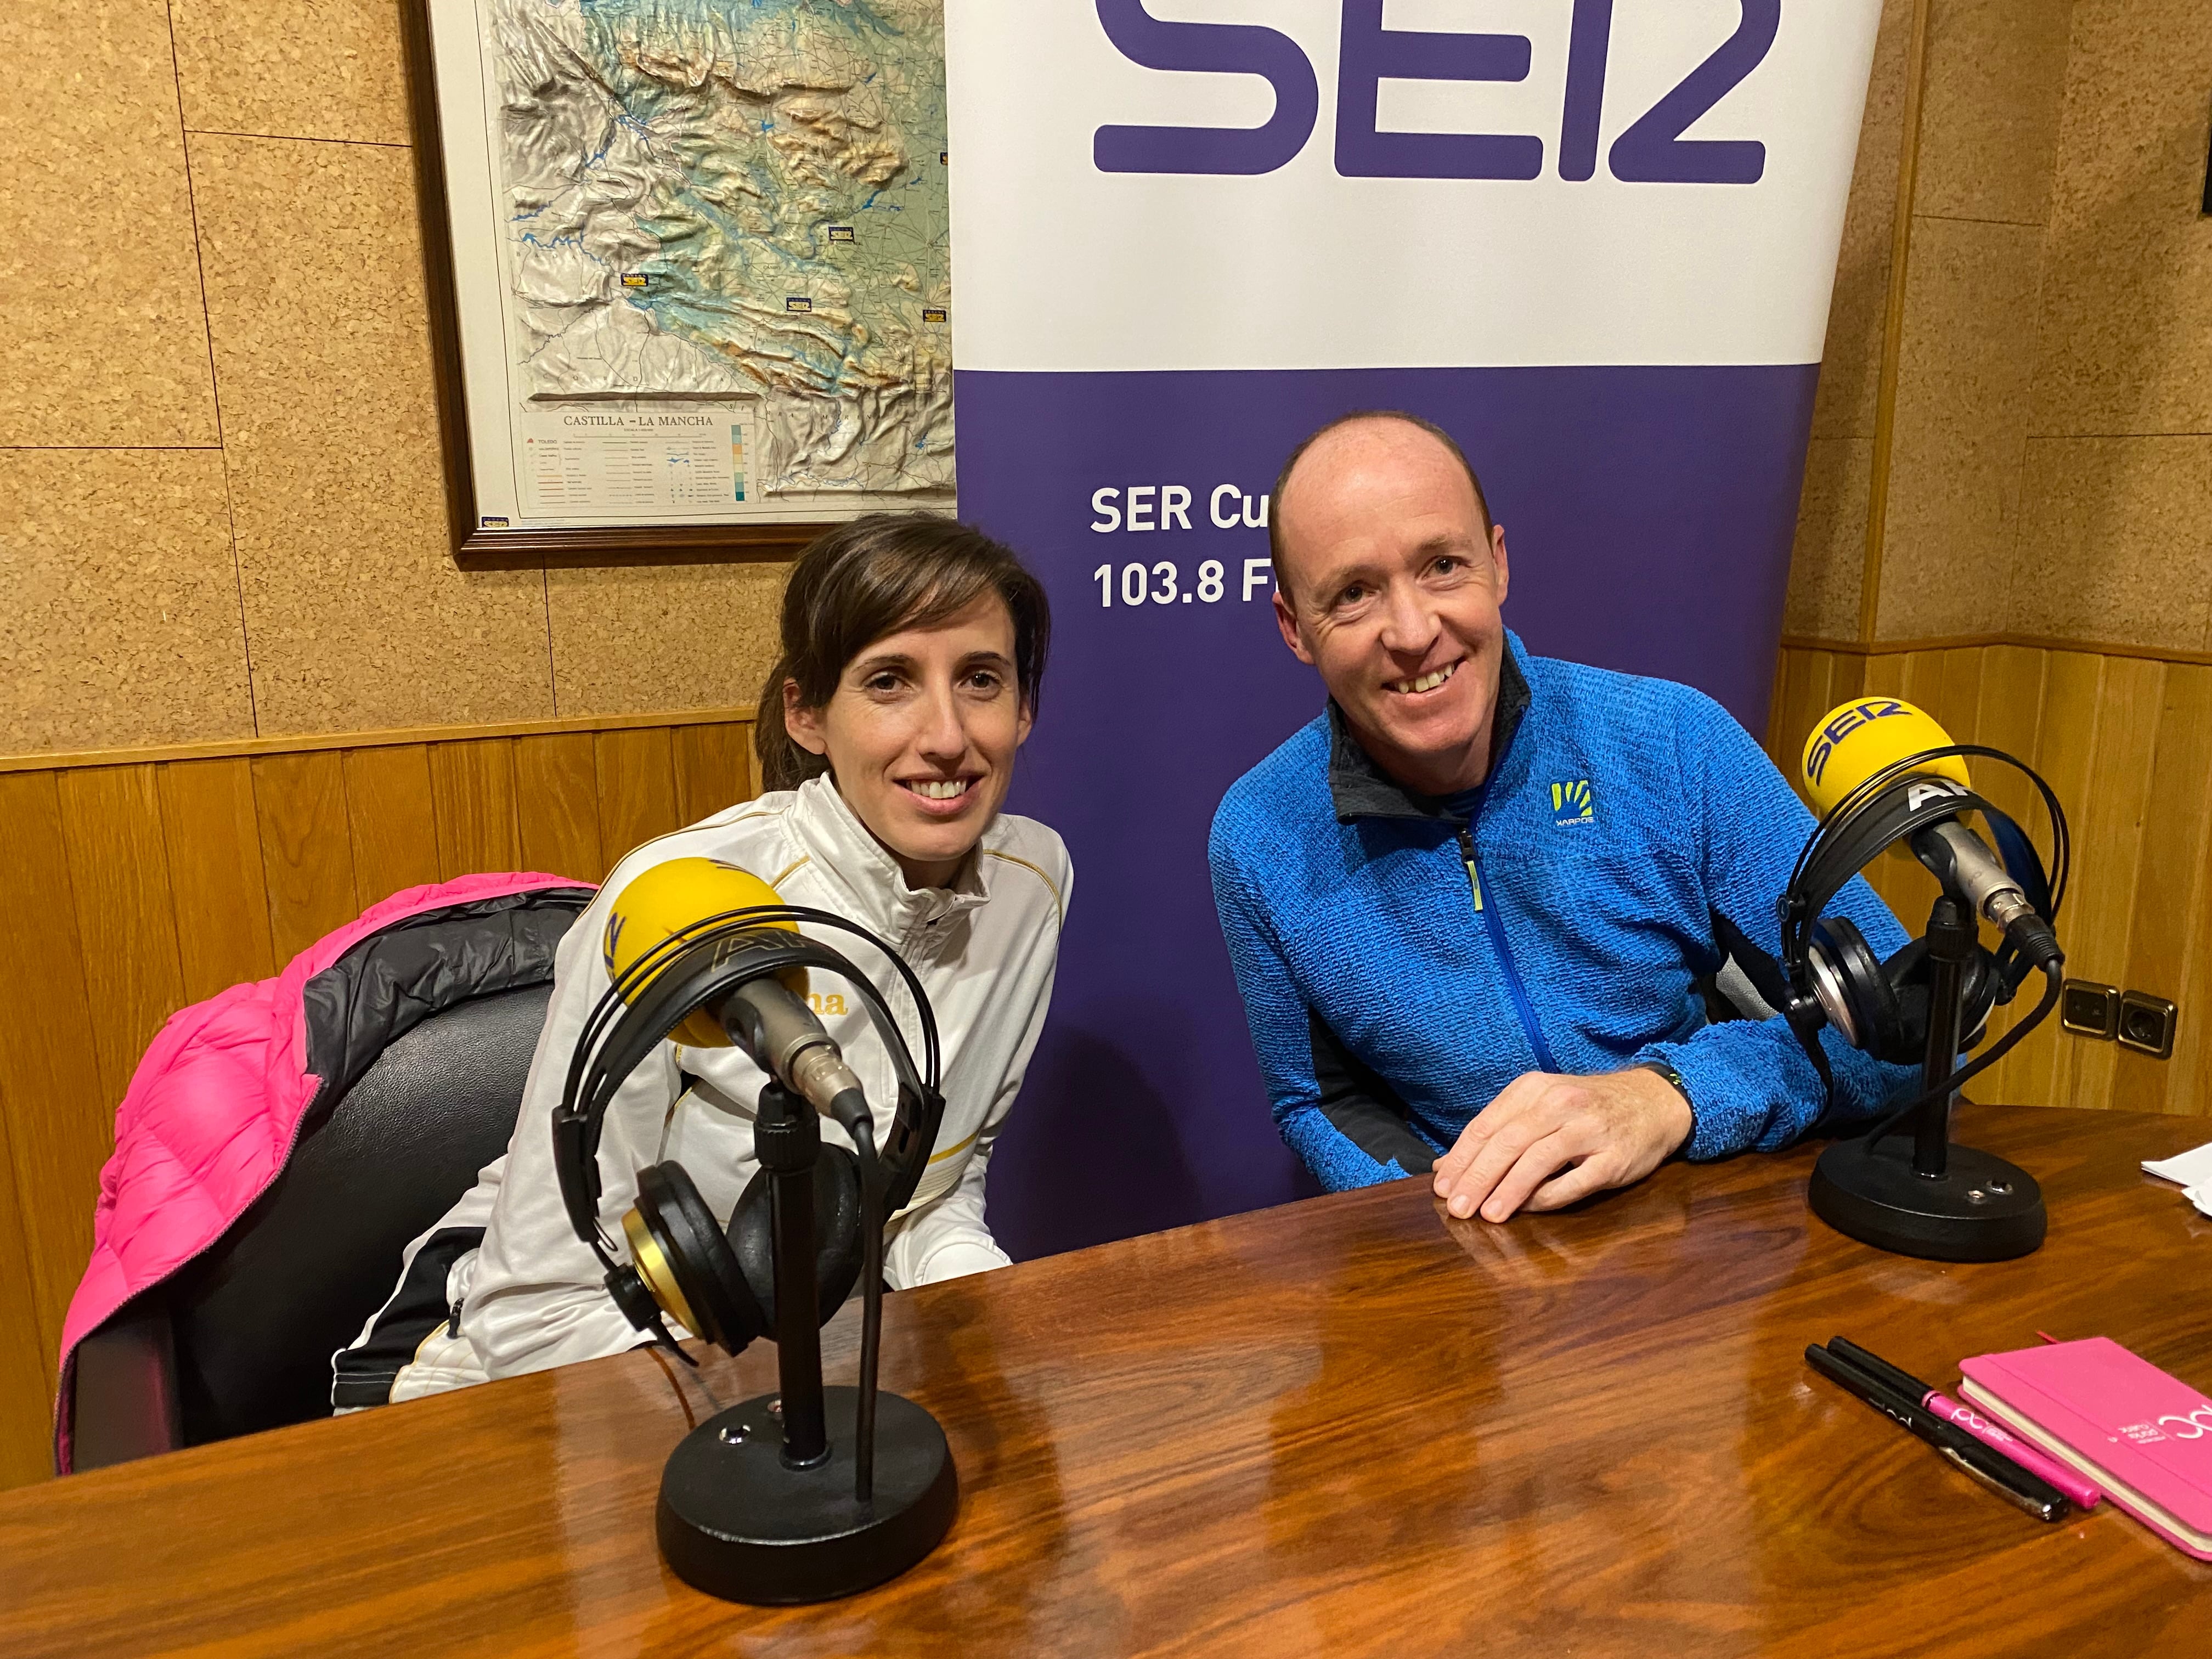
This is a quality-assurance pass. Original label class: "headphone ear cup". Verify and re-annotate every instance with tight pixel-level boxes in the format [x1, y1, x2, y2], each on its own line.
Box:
[1960, 948, 1998, 1045]
[631, 1162, 767, 1353]
[1889, 942, 2002, 1056]
[1812, 917, 1916, 1064]
[727, 1147, 867, 1329]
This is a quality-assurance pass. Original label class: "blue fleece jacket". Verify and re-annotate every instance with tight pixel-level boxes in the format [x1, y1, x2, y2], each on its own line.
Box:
[1208, 633, 1915, 1190]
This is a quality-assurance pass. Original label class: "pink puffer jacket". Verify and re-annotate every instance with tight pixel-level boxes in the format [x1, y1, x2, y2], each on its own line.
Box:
[53, 873, 591, 1469]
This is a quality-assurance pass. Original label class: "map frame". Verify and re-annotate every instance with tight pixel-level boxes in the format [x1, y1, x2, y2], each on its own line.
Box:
[398, 0, 956, 568]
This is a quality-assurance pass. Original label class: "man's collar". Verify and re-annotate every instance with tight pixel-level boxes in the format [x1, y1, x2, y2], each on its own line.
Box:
[1326, 642, 1531, 825]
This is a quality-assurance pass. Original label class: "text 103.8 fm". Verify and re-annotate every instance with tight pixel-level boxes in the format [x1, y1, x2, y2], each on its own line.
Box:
[1089, 483, 1274, 608]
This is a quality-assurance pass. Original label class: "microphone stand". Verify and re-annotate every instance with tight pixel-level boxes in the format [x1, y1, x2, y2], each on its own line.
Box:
[1808, 895, 2047, 1261]
[654, 1082, 958, 1605]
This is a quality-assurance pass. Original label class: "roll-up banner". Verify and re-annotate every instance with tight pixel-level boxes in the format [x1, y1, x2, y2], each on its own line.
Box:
[946, 1, 1881, 1257]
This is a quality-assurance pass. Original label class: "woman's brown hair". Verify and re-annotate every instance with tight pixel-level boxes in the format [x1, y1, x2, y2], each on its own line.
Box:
[754, 513, 1052, 793]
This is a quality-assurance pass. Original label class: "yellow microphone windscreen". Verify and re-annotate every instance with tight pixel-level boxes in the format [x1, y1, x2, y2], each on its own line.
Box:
[1798, 698, 1973, 817]
[602, 857, 803, 1047]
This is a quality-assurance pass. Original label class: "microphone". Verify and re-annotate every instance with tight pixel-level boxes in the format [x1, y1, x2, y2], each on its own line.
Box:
[1799, 699, 2061, 969]
[603, 857, 870, 1133]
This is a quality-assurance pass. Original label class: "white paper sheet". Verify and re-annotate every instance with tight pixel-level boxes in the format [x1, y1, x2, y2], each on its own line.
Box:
[2142, 1140, 2212, 1187]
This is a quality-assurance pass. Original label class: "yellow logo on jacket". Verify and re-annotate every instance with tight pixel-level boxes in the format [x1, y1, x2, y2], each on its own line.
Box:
[1551, 780, 1594, 826]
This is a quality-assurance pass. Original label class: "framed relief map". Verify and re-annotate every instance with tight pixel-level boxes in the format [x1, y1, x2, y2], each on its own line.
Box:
[403, 0, 954, 563]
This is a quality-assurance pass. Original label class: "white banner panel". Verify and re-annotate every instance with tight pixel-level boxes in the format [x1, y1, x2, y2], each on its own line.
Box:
[947, 0, 1878, 369]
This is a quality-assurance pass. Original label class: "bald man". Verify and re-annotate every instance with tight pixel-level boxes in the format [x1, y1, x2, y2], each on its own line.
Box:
[1207, 411, 1914, 1221]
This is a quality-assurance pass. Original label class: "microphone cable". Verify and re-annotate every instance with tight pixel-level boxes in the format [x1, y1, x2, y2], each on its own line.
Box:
[1860, 961, 2064, 1152]
[850, 1113, 885, 1505]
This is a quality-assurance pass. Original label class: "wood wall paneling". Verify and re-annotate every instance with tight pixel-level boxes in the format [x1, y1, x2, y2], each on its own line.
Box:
[251, 751, 360, 966]
[2058, 656, 2165, 1111]
[54, 769, 187, 1108]
[515, 733, 605, 884]
[343, 744, 443, 906]
[428, 738, 522, 883]
[0, 775, 111, 1395]
[2011, 652, 2106, 1110]
[2112, 665, 2212, 1116]
[0, 1105, 57, 1491]
[672, 722, 753, 828]
[157, 760, 277, 1003]
[1767, 643, 2202, 1120]
[1968, 646, 2052, 1108]
[594, 727, 682, 874]
[0, 712, 751, 1494]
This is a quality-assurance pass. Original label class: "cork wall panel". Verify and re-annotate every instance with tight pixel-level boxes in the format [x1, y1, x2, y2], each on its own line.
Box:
[170, 0, 413, 145]
[189, 135, 555, 737]
[2010, 436, 2212, 651]
[2032, 0, 2212, 438]
[1809, 0, 1917, 443]
[0, 2, 219, 447]
[1874, 217, 2042, 640]
[1911, 0, 2073, 227]
[0, 449, 254, 756]
[1782, 438, 1874, 638]
[547, 561, 788, 718]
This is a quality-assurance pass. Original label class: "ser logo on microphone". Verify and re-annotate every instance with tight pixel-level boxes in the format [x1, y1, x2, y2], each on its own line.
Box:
[1802, 698, 1909, 791]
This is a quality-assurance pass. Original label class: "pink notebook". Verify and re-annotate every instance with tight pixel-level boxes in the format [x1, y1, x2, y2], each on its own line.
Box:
[1959, 1338, 2212, 1561]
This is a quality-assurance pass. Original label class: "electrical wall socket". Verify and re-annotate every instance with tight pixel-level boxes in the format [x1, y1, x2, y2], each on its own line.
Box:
[2061, 980, 2119, 1039]
[2059, 981, 2178, 1057]
[2117, 991, 2179, 1060]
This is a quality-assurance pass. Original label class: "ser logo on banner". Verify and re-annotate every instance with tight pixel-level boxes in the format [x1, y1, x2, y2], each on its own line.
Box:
[1093, 0, 1778, 184]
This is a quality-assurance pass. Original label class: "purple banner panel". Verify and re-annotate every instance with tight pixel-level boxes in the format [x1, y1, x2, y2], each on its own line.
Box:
[965, 362, 1820, 1261]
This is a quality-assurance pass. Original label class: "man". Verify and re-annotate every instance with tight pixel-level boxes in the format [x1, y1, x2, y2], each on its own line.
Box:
[1208, 411, 1911, 1222]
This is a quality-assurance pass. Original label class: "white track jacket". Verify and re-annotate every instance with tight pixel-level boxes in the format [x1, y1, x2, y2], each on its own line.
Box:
[364, 775, 1069, 1395]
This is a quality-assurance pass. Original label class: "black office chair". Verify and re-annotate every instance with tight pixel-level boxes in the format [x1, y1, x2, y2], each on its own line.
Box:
[69, 885, 592, 1470]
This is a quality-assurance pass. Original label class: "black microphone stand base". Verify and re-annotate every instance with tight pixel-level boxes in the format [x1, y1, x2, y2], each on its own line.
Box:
[658, 1386, 957, 1606]
[1809, 1136, 2046, 1262]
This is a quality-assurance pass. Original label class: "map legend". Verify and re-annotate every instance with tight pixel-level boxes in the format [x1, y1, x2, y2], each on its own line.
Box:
[517, 408, 749, 518]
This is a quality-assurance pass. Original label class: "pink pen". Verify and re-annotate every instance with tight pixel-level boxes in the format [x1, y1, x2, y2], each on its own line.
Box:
[1922, 1390, 2102, 1510]
[1826, 1336, 2102, 1510]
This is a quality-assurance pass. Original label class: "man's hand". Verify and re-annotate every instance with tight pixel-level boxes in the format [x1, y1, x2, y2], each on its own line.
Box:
[1430, 1067, 1694, 1222]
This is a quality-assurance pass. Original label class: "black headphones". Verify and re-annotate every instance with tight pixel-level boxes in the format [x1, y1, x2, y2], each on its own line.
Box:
[1800, 915, 2000, 1066]
[1778, 743, 2069, 1120]
[550, 906, 945, 1356]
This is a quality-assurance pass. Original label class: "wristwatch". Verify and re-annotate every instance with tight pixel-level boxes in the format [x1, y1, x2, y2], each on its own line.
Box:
[1634, 1059, 1695, 1157]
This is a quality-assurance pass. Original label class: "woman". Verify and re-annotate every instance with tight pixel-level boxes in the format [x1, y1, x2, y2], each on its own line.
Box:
[336, 515, 1066, 1402]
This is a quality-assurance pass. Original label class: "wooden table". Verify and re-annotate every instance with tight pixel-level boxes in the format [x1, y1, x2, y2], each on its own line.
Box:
[4, 1104, 2209, 1656]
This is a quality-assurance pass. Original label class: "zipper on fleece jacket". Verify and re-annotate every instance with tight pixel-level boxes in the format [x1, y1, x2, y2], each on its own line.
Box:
[1454, 808, 1560, 1076]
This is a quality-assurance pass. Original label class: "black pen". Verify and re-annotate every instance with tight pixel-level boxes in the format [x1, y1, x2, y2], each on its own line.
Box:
[1803, 1343, 2072, 1523]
